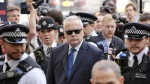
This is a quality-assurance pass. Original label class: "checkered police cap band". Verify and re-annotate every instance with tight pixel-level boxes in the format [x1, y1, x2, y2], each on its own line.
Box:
[125, 26, 149, 35]
[78, 16, 94, 23]
[1, 28, 27, 38]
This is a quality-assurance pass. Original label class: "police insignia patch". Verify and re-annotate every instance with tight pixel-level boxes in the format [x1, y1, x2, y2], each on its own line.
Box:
[15, 28, 21, 34]
[59, 28, 63, 33]
[42, 21, 47, 26]
[48, 24, 54, 28]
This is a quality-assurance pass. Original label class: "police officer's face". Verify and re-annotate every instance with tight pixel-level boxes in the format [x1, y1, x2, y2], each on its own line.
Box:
[64, 20, 84, 48]
[7, 10, 20, 24]
[125, 38, 149, 54]
[38, 29, 58, 46]
[83, 23, 94, 37]
[102, 20, 116, 38]
[94, 15, 104, 32]
[4, 42, 26, 61]
[90, 69, 124, 84]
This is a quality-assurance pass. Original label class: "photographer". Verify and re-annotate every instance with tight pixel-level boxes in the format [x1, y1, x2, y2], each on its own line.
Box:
[101, 14, 125, 60]
[100, 0, 127, 41]
[100, 0, 116, 15]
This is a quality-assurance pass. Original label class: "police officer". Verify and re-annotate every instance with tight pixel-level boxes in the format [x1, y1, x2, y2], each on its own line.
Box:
[0, 24, 46, 84]
[57, 25, 67, 44]
[118, 23, 150, 84]
[30, 17, 59, 74]
[75, 12, 98, 38]
[75, 12, 108, 59]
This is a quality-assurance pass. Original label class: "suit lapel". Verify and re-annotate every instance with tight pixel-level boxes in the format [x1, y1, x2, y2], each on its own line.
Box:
[67, 41, 88, 82]
[62, 43, 69, 79]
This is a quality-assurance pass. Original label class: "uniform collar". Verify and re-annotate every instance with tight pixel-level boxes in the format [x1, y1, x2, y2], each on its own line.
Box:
[129, 47, 149, 65]
[3, 53, 28, 71]
[90, 30, 98, 36]
[43, 41, 57, 55]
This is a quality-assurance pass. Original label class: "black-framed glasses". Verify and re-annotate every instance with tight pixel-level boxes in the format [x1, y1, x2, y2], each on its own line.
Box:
[65, 29, 82, 35]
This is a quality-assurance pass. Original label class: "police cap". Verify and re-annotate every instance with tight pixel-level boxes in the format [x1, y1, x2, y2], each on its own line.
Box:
[57, 25, 64, 35]
[0, 24, 29, 44]
[123, 23, 150, 39]
[37, 17, 57, 31]
[75, 12, 97, 25]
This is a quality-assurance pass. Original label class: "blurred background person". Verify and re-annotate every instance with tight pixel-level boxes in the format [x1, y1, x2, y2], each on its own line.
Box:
[7, 5, 20, 24]
[138, 12, 150, 25]
[138, 12, 150, 50]
[125, 3, 138, 23]
[46, 8, 66, 44]
[94, 14, 104, 35]
[75, 12, 98, 39]
[100, 0, 116, 15]
[90, 60, 124, 84]
[57, 25, 67, 44]
[47, 8, 63, 25]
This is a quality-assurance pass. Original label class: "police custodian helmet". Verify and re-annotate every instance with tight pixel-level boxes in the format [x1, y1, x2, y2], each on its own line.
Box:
[37, 17, 57, 31]
[123, 23, 150, 39]
[0, 24, 29, 44]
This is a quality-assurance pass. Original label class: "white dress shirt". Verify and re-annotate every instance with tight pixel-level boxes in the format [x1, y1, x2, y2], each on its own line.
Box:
[68, 40, 83, 64]
[43, 41, 57, 56]
[3, 53, 46, 84]
[90, 30, 98, 36]
[128, 47, 149, 67]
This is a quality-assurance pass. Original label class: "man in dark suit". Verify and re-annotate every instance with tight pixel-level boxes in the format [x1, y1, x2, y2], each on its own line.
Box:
[46, 15, 104, 84]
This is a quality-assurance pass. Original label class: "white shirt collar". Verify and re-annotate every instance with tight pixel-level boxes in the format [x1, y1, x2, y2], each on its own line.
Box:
[43, 41, 57, 55]
[3, 53, 28, 71]
[128, 47, 149, 67]
[90, 30, 98, 36]
[69, 40, 83, 52]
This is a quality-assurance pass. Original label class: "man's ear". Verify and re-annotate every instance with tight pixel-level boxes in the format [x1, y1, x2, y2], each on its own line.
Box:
[90, 79, 93, 84]
[146, 37, 149, 44]
[119, 76, 124, 84]
[91, 24, 95, 28]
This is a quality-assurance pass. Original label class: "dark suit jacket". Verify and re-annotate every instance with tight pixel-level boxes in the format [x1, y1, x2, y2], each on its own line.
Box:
[46, 40, 104, 84]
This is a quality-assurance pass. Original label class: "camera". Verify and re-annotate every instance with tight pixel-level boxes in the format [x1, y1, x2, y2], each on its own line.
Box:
[37, 3, 49, 16]
[21, 0, 44, 14]
[112, 13, 128, 24]
[100, 5, 112, 14]
[33, 0, 44, 9]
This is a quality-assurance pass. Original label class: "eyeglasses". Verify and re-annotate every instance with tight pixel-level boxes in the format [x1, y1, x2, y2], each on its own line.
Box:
[8, 14, 20, 17]
[65, 29, 82, 35]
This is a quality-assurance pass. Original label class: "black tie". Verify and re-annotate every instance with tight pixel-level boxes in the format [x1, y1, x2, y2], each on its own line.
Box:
[5, 62, 10, 71]
[132, 55, 138, 68]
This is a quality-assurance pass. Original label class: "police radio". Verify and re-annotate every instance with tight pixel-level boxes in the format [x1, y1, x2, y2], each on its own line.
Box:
[34, 51, 44, 63]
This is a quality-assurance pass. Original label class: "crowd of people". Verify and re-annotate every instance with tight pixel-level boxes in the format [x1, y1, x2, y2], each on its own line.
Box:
[0, 0, 150, 84]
